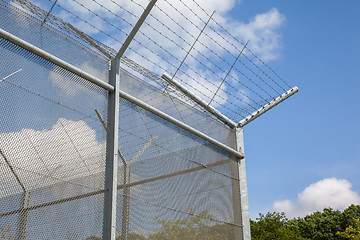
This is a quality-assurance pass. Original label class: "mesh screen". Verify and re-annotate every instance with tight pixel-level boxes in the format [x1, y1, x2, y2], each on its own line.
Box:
[120, 70, 233, 146]
[0, 1, 243, 239]
[112, 98, 240, 239]
[0, 5, 108, 238]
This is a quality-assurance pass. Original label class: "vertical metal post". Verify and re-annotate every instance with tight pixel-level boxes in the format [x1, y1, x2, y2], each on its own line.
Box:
[121, 164, 130, 240]
[102, 58, 120, 240]
[231, 127, 251, 240]
[18, 191, 29, 240]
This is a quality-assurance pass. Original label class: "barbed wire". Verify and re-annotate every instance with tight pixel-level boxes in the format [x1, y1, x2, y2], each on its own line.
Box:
[13, 0, 293, 123]
[66, 0, 260, 111]
[63, 0, 272, 113]
[165, 0, 284, 95]
[188, 0, 292, 89]
[37, 0, 259, 117]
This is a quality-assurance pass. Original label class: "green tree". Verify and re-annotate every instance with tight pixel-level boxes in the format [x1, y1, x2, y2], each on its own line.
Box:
[116, 233, 147, 240]
[343, 204, 360, 227]
[336, 219, 360, 239]
[148, 209, 233, 240]
[250, 212, 305, 240]
[84, 233, 146, 240]
[84, 237, 102, 240]
[287, 208, 346, 240]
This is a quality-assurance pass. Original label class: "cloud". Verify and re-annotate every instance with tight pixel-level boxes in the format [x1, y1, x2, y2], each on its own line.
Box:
[0, 118, 106, 195]
[0, 118, 148, 198]
[49, 61, 107, 98]
[231, 8, 285, 61]
[273, 178, 360, 218]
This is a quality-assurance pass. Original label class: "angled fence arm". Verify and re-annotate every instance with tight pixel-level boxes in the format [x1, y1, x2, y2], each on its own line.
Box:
[115, 0, 157, 60]
[104, 1, 158, 239]
[238, 86, 299, 128]
[161, 73, 236, 128]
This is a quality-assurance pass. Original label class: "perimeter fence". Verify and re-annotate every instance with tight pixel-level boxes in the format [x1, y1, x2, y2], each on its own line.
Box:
[0, 1, 249, 239]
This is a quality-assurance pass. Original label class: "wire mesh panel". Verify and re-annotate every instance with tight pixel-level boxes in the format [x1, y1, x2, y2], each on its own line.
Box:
[114, 96, 240, 239]
[0, 2, 109, 238]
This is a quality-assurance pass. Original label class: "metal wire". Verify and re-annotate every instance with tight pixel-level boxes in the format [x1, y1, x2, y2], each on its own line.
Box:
[22, 0, 293, 122]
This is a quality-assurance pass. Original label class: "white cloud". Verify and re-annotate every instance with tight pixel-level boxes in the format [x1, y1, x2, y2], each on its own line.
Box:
[0, 118, 106, 195]
[273, 178, 360, 218]
[0, 118, 147, 198]
[273, 199, 294, 214]
[49, 61, 107, 98]
[231, 8, 285, 61]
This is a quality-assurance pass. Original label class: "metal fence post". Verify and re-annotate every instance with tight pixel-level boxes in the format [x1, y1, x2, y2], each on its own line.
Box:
[18, 191, 29, 240]
[103, 58, 120, 240]
[231, 127, 251, 240]
[121, 163, 130, 240]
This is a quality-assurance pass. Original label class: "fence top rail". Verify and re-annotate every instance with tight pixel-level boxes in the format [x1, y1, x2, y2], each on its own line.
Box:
[0, 28, 114, 92]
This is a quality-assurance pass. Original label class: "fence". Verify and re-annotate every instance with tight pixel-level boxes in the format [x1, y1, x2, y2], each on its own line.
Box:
[0, 0, 297, 239]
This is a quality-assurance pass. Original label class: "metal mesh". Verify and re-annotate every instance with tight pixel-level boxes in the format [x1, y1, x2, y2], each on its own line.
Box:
[0, 1, 244, 239]
[0, 0, 109, 82]
[120, 69, 232, 146]
[115, 97, 239, 238]
[0, 3, 108, 238]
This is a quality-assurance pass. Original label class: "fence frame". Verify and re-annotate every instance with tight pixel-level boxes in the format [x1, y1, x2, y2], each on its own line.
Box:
[0, 1, 299, 238]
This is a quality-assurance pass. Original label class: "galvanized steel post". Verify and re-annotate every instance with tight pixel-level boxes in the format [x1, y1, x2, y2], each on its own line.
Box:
[102, 58, 120, 240]
[231, 127, 251, 240]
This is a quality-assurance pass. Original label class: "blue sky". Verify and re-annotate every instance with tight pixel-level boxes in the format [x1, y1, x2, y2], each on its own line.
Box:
[232, 1, 360, 218]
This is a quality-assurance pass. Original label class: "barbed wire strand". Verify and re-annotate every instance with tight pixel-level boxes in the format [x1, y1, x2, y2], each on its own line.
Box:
[187, 0, 292, 89]
[52, 0, 260, 114]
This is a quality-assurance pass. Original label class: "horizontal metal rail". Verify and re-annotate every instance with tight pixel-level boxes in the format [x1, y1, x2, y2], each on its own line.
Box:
[0, 28, 114, 91]
[162, 73, 237, 128]
[120, 90, 244, 159]
[120, 159, 230, 189]
[0, 28, 243, 159]
[237, 86, 299, 128]
[0, 159, 230, 217]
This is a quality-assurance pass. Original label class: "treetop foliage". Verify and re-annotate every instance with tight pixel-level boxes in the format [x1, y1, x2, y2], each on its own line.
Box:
[83, 204, 360, 240]
[251, 204, 360, 240]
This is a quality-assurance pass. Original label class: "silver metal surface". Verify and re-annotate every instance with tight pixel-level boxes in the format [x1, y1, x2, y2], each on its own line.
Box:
[115, 0, 158, 60]
[238, 86, 299, 127]
[0, 2, 299, 239]
[0, 158, 231, 218]
[18, 191, 29, 240]
[0, 28, 114, 91]
[161, 73, 236, 128]
[236, 127, 251, 240]
[103, 58, 120, 240]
